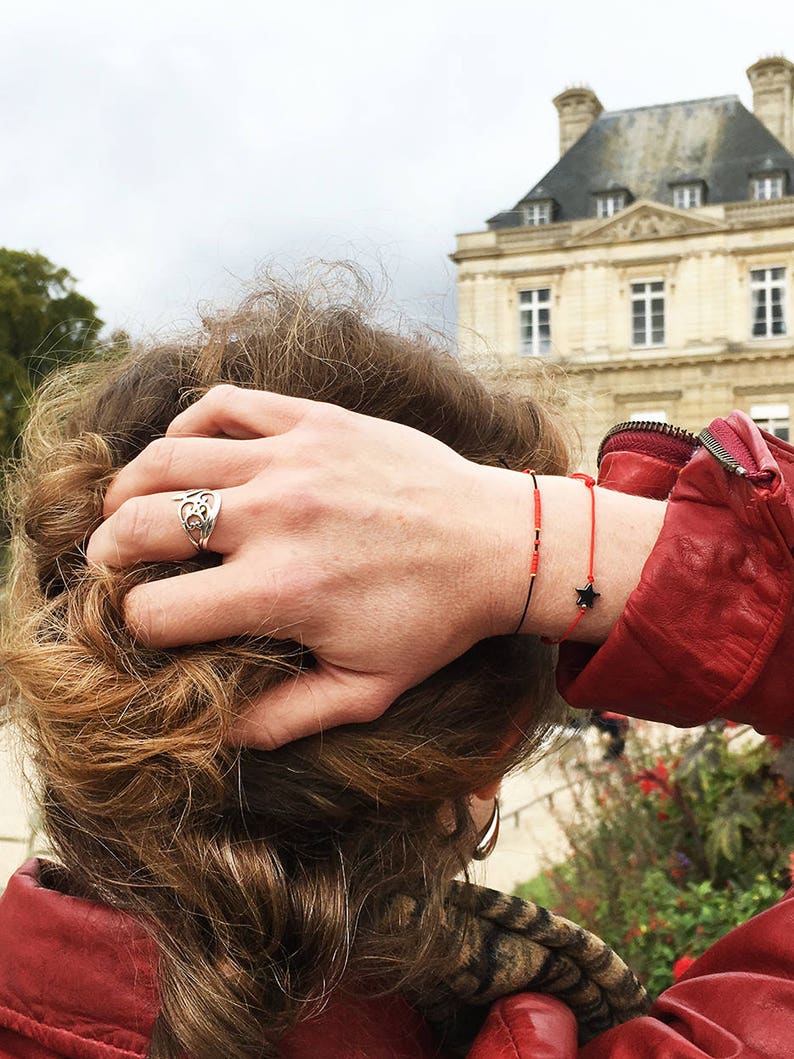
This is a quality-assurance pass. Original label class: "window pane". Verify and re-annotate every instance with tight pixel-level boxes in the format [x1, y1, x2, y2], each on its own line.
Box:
[651, 282, 663, 293]
[630, 410, 668, 423]
[519, 288, 551, 356]
[772, 268, 785, 280]
[773, 319, 786, 335]
[751, 403, 790, 420]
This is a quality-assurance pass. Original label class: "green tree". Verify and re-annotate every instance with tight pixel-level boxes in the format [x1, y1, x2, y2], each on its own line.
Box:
[0, 248, 103, 458]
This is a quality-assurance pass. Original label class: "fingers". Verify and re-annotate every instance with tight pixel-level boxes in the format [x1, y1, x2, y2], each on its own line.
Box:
[120, 562, 297, 648]
[231, 665, 399, 748]
[88, 487, 247, 566]
[166, 385, 323, 441]
[104, 436, 270, 515]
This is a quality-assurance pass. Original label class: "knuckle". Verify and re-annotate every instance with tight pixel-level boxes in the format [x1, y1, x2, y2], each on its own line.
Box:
[143, 436, 179, 478]
[306, 399, 349, 436]
[356, 697, 387, 724]
[124, 587, 160, 646]
[252, 472, 306, 520]
[112, 498, 149, 555]
[207, 383, 241, 407]
[286, 480, 324, 521]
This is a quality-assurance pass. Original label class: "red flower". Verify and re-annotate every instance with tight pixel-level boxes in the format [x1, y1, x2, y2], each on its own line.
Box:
[767, 734, 785, 750]
[633, 758, 672, 799]
[672, 955, 697, 981]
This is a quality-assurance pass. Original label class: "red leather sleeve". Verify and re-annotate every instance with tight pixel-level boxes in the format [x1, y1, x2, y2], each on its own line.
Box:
[558, 412, 794, 734]
[468, 995, 578, 1059]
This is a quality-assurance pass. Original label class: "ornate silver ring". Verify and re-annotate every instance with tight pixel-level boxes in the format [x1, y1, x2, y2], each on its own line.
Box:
[173, 489, 222, 552]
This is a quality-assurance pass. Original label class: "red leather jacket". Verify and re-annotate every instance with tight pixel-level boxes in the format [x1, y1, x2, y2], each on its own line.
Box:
[2, 411, 794, 1059]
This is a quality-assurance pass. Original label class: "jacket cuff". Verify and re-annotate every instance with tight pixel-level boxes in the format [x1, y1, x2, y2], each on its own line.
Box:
[557, 412, 794, 734]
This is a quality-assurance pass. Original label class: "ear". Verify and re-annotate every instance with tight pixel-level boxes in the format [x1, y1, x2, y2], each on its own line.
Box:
[472, 779, 502, 802]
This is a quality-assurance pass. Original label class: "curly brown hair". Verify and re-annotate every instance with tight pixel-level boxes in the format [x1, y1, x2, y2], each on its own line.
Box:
[1, 277, 570, 1059]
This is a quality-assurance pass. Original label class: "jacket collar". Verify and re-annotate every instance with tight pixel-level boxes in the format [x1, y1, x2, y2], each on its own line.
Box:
[0, 860, 443, 1059]
[0, 859, 157, 1057]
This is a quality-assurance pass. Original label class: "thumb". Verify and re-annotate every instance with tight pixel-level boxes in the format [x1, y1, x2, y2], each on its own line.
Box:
[231, 664, 401, 749]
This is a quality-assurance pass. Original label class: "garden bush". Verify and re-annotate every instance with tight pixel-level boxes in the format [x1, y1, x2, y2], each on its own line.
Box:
[515, 723, 794, 996]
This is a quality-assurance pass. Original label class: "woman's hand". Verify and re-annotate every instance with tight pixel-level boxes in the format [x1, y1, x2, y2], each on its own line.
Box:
[87, 385, 532, 748]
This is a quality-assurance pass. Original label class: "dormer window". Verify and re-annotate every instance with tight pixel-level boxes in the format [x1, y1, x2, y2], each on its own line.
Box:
[751, 173, 786, 200]
[595, 191, 627, 218]
[522, 200, 553, 226]
[672, 182, 704, 208]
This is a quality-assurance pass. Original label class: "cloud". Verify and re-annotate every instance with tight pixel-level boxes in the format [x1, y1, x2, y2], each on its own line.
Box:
[3, 0, 793, 337]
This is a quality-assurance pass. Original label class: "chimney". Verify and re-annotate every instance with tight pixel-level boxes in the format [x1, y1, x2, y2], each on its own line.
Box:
[552, 86, 603, 156]
[747, 55, 794, 151]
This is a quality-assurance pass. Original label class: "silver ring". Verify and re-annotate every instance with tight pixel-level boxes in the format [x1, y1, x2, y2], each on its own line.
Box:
[173, 489, 222, 552]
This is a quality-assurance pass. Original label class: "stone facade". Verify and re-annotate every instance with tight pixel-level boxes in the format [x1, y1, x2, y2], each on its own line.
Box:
[454, 61, 794, 463]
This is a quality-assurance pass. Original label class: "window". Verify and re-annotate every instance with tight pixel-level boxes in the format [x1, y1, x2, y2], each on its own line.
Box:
[523, 201, 552, 226]
[751, 402, 790, 441]
[519, 288, 551, 356]
[751, 267, 787, 338]
[596, 193, 626, 218]
[629, 410, 668, 424]
[631, 281, 665, 347]
[751, 174, 785, 200]
[672, 184, 702, 208]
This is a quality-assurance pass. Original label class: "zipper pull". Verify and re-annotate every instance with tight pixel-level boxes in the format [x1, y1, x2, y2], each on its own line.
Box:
[699, 420, 777, 487]
[697, 428, 748, 476]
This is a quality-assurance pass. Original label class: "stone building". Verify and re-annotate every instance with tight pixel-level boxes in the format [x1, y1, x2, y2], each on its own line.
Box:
[453, 57, 794, 459]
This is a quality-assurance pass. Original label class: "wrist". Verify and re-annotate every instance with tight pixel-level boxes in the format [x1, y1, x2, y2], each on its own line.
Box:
[481, 471, 667, 645]
[471, 463, 542, 639]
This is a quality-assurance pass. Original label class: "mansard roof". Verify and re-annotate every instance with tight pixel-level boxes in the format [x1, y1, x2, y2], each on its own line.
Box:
[488, 95, 794, 228]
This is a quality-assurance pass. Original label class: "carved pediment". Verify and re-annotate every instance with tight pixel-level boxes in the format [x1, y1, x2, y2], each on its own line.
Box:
[576, 200, 725, 244]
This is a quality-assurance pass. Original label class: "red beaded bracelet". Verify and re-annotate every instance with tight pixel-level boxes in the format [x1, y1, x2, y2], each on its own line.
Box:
[513, 469, 541, 634]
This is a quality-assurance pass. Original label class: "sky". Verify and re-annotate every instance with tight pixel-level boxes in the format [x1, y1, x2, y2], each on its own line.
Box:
[3, 0, 794, 339]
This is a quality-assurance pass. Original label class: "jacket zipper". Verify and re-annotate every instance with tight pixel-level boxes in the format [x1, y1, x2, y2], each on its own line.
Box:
[697, 428, 749, 476]
[596, 420, 700, 468]
[599, 417, 774, 486]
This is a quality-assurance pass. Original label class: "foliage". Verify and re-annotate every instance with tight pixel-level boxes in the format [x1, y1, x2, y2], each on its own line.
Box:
[515, 725, 794, 997]
[0, 248, 103, 460]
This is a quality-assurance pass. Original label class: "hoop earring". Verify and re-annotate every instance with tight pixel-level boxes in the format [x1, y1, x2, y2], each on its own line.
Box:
[471, 798, 500, 861]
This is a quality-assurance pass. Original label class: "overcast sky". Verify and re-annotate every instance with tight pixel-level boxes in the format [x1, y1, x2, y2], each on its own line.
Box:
[4, 0, 794, 339]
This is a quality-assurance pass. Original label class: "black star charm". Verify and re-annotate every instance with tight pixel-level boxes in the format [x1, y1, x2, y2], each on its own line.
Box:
[575, 582, 601, 610]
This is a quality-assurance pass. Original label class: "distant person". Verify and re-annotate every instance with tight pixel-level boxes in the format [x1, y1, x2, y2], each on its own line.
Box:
[592, 711, 630, 760]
